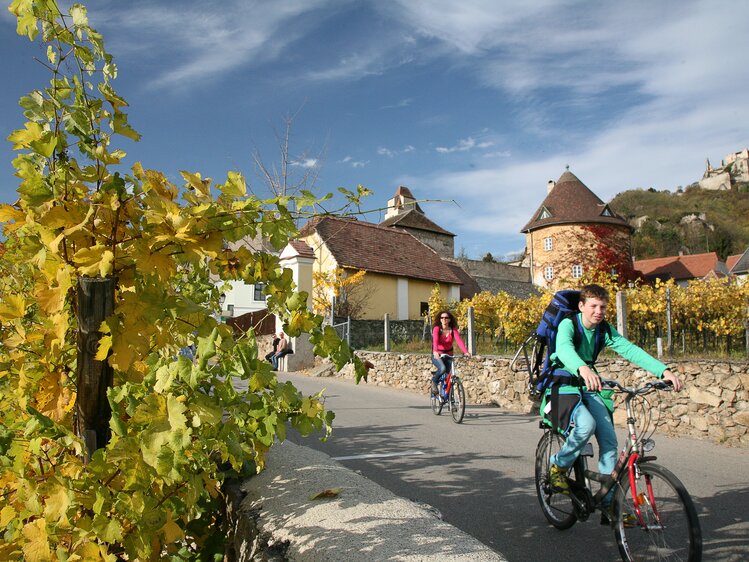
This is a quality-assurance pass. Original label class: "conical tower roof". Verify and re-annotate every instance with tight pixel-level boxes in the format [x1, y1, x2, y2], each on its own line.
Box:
[521, 170, 632, 233]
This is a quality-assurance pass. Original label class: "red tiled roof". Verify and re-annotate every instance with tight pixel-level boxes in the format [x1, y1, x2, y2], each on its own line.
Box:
[727, 247, 749, 274]
[521, 170, 632, 233]
[378, 208, 454, 236]
[299, 216, 462, 285]
[634, 252, 726, 281]
[286, 240, 315, 259]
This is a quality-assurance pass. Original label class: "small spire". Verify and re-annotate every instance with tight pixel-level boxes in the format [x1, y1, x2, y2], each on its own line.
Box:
[565, 164, 570, 171]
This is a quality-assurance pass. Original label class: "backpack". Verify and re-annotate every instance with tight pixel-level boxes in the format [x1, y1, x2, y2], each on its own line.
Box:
[529, 290, 610, 432]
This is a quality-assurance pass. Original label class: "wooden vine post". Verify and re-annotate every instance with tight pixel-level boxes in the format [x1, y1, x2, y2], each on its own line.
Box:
[75, 277, 115, 460]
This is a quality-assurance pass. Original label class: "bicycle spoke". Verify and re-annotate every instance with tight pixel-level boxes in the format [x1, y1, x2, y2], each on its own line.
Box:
[614, 463, 701, 561]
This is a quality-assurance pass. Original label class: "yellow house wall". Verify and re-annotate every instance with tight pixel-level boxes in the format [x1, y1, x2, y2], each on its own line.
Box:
[527, 224, 631, 290]
[407, 279, 439, 319]
[301, 232, 460, 319]
[356, 272, 397, 319]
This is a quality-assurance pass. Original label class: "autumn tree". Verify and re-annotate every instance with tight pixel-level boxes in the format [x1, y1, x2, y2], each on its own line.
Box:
[0, 2, 367, 559]
[312, 267, 370, 319]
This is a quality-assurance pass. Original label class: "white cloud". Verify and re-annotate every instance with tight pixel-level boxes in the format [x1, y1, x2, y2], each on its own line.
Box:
[436, 136, 494, 154]
[340, 155, 369, 168]
[292, 158, 318, 168]
[99, 0, 332, 90]
[377, 145, 415, 158]
[381, 98, 413, 109]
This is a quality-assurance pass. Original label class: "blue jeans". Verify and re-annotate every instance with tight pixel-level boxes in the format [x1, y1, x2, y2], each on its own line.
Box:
[271, 350, 290, 370]
[550, 391, 618, 505]
[431, 355, 453, 384]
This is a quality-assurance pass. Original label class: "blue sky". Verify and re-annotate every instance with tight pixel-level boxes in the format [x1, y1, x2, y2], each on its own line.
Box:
[2, 1, 748, 259]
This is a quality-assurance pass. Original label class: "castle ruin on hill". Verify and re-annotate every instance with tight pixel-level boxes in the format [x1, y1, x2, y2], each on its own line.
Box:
[698, 148, 749, 190]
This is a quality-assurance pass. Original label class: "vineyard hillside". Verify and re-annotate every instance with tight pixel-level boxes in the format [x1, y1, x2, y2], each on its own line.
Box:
[609, 185, 749, 260]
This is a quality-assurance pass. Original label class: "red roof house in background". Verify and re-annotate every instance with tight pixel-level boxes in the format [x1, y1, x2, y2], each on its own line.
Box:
[634, 252, 729, 286]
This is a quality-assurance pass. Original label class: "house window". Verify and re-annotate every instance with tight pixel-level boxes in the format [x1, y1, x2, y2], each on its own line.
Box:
[253, 283, 265, 301]
[544, 266, 554, 281]
[544, 237, 553, 251]
[420, 302, 429, 317]
[572, 264, 583, 278]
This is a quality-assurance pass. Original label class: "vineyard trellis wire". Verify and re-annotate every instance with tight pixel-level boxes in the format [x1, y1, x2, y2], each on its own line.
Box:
[446, 277, 749, 358]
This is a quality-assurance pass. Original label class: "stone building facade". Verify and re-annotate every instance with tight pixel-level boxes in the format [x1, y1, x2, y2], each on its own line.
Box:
[521, 169, 634, 289]
[379, 186, 456, 259]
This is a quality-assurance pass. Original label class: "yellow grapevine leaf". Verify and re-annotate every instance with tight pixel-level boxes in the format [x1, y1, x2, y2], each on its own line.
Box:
[0, 204, 24, 223]
[0, 505, 15, 527]
[73, 245, 114, 276]
[180, 170, 212, 198]
[138, 251, 175, 281]
[219, 171, 246, 197]
[7, 121, 43, 149]
[70, 4, 88, 28]
[95, 335, 111, 361]
[0, 294, 26, 321]
[43, 483, 71, 524]
[22, 519, 52, 562]
[161, 511, 184, 543]
[309, 488, 342, 501]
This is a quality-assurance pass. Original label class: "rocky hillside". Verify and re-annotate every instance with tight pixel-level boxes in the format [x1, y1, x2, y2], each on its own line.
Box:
[609, 185, 749, 260]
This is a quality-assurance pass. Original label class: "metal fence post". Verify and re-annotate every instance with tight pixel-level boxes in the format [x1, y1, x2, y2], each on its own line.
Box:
[666, 287, 673, 356]
[467, 306, 476, 355]
[384, 313, 390, 352]
[616, 290, 628, 339]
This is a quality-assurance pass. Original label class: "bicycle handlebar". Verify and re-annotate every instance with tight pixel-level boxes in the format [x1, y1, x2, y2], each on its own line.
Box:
[600, 378, 673, 395]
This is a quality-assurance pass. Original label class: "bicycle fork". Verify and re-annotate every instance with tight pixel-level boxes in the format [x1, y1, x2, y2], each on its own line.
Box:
[585, 453, 665, 531]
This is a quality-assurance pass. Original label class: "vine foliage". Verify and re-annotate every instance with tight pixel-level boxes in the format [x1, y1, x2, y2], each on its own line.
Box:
[0, 2, 367, 560]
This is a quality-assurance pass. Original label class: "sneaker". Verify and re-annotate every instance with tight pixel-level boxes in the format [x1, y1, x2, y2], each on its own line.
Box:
[549, 464, 570, 495]
[431, 382, 439, 395]
[600, 506, 636, 527]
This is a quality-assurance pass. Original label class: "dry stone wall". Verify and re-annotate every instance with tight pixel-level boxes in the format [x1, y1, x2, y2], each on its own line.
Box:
[320, 351, 749, 446]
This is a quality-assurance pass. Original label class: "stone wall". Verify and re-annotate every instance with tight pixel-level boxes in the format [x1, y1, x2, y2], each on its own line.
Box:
[322, 351, 749, 446]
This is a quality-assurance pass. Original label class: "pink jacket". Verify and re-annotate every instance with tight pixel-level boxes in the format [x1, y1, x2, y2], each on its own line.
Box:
[432, 326, 468, 355]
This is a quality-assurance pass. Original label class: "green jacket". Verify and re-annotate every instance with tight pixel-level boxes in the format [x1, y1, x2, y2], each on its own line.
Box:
[541, 313, 669, 416]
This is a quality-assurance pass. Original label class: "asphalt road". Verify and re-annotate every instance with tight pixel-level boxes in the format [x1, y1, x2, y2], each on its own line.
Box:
[281, 372, 749, 562]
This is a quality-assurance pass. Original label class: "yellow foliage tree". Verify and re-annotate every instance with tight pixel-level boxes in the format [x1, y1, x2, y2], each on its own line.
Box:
[312, 267, 368, 319]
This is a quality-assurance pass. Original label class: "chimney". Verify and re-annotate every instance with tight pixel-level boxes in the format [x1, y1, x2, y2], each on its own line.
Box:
[547, 180, 556, 194]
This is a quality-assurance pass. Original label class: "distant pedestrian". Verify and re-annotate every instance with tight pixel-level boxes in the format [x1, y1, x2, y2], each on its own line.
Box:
[265, 333, 281, 362]
[270, 332, 292, 370]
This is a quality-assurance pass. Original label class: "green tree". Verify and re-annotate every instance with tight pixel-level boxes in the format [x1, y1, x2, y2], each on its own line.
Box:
[0, 2, 367, 559]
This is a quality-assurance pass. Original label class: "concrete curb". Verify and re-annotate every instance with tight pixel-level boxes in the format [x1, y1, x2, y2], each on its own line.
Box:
[226, 440, 507, 561]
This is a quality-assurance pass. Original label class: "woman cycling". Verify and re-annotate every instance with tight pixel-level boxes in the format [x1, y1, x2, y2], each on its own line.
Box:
[431, 310, 471, 395]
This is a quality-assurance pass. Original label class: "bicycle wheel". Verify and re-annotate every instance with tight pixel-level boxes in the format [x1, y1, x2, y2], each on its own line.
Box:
[431, 387, 443, 415]
[449, 377, 466, 423]
[534, 430, 577, 529]
[614, 462, 702, 562]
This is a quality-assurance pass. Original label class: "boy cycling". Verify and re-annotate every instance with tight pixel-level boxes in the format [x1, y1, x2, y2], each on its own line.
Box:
[545, 284, 683, 524]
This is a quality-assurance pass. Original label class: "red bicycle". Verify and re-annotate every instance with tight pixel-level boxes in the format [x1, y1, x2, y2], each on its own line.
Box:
[430, 354, 466, 423]
[535, 379, 702, 561]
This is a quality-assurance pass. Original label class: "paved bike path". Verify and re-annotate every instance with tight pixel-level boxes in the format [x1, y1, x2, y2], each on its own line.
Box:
[238, 439, 507, 561]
